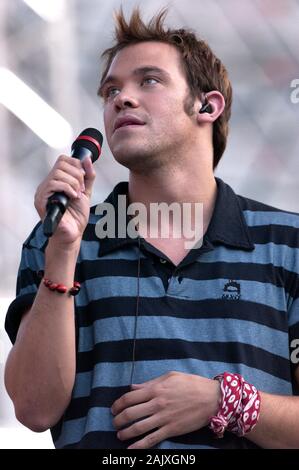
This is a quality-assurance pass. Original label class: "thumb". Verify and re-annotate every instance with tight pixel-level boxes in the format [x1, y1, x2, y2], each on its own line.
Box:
[82, 156, 96, 198]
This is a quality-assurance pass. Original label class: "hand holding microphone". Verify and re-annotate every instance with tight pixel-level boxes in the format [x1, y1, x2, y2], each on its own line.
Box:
[34, 128, 103, 245]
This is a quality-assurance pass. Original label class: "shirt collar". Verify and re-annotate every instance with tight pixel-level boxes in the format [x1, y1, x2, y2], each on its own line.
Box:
[96, 177, 254, 257]
[206, 177, 255, 250]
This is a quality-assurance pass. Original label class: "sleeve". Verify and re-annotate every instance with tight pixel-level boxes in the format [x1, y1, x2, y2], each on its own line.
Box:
[288, 298, 299, 395]
[288, 227, 299, 341]
[5, 222, 47, 344]
[289, 295, 299, 386]
[287, 226, 299, 394]
[289, 299, 299, 344]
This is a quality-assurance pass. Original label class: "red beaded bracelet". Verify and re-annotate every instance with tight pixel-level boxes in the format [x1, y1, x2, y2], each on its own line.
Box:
[43, 277, 81, 296]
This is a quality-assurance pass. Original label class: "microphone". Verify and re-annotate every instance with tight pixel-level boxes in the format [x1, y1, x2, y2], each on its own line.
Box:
[43, 128, 103, 237]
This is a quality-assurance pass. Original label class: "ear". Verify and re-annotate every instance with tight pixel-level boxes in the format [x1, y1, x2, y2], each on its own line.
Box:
[196, 91, 226, 124]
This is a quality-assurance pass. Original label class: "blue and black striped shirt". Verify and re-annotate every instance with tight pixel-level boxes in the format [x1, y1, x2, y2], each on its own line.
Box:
[5, 177, 299, 449]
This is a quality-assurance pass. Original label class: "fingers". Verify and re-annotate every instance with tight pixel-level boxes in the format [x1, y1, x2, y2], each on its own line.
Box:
[53, 155, 97, 198]
[44, 180, 80, 201]
[81, 156, 96, 197]
[117, 414, 160, 443]
[53, 155, 86, 193]
[111, 388, 153, 416]
[127, 428, 167, 450]
[34, 154, 96, 218]
[53, 169, 84, 195]
[113, 400, 155, 431]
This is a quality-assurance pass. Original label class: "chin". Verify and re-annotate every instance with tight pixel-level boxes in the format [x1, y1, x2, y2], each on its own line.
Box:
[113, 150, 145, 170]
[113, 148, 159, 173]
[111, 139, 144, 162]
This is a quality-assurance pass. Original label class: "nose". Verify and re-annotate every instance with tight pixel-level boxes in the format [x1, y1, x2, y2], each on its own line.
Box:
[113, 89, 139, 110]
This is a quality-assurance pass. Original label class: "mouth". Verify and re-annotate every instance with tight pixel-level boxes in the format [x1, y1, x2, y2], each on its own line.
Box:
[113, 116, 146, 133]
[114, 123, 145, 134]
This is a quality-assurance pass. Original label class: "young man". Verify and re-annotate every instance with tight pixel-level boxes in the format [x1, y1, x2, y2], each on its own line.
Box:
[4, 8, 299, 449]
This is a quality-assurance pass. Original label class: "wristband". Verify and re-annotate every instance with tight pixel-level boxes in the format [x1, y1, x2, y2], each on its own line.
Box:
[38, 270, 81, 296]
[209, 372, 261, 438]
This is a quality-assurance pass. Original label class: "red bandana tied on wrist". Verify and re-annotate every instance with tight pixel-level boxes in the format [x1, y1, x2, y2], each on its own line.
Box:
[209, 372, 261, 438]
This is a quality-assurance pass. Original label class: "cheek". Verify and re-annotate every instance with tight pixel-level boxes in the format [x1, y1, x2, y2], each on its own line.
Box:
[103, 107, 113, 132]
[154, 94, 186, 116]
[154, 102, 186, 129]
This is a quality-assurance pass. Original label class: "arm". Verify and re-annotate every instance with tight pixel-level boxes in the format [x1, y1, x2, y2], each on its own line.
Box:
[111, 369, 299, 449]
[246, 367, 299, 448]
[4, 241, 79, 432]
[4, 155, 96, 432]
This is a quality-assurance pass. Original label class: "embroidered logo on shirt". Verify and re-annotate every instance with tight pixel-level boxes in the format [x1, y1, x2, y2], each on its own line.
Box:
[222, 279, 241, 300]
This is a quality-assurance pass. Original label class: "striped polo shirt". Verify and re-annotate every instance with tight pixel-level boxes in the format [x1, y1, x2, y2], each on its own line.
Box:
[5, 177, 299, 449]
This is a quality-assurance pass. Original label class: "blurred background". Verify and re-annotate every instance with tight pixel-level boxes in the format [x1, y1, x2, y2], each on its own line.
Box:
[0, 0, 298, 448]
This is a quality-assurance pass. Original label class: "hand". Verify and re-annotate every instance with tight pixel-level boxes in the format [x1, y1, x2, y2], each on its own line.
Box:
[34, 155, 96, 246]
[111, 371, 220, 449]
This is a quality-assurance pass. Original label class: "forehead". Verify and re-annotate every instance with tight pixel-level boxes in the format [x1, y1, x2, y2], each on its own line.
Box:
[107, 41, 184, 77]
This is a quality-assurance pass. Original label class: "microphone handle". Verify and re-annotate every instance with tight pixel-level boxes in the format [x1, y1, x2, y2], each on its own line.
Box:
[43, 147, 93, 237]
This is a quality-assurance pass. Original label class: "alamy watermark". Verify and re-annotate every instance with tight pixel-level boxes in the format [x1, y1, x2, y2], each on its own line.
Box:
[95, 196, 204, 249]
[290, 339, 299, 364]
[290, 79, 299, 105]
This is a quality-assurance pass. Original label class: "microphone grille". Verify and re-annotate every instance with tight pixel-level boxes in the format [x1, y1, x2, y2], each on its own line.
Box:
[78, 128, 103, 145]
[71, 128, 103, 162]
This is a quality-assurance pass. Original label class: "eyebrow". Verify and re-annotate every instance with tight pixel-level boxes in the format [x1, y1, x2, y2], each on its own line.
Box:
[98, 66, 171, 96]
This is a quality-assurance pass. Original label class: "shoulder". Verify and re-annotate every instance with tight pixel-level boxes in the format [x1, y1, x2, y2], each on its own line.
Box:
[237, 194, 299, 231]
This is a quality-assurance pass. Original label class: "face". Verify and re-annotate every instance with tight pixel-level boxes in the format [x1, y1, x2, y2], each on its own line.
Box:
[101, 41, 198, 173]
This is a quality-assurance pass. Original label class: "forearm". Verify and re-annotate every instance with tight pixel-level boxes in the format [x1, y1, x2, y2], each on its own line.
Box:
[245, 391, 299, 448]
[5, 240, 80, 431]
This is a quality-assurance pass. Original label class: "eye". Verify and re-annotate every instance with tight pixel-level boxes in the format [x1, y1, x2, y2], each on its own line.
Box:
[142, 77, 159, 86]
[105, 87, 120, 99]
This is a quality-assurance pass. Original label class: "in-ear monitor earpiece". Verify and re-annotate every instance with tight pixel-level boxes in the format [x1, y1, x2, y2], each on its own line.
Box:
[199, 101, 212, 114]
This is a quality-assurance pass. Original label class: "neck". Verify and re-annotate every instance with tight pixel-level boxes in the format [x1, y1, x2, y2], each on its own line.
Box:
[128, 145, 217, 239]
